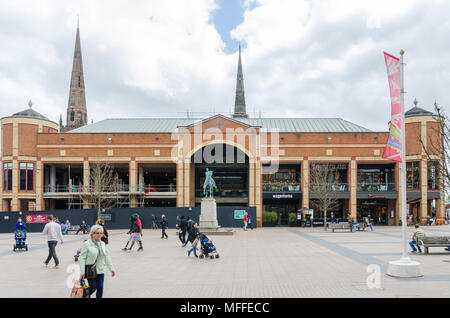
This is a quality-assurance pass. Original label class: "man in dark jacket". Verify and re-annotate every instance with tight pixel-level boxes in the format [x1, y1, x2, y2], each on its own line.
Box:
[178, 216, 188, 245]
[183, 217, 194, 247]
[160, 214, 168, 239]
[187, 222, 199, 257]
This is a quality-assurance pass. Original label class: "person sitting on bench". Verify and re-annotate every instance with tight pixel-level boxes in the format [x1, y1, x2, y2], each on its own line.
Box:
[76, 220, 89, 235]
[409, 224, 424, 253]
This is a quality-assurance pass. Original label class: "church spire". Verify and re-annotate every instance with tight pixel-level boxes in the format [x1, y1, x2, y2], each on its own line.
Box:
[65, 22, 87, 130]
[232, 43, 248, 118]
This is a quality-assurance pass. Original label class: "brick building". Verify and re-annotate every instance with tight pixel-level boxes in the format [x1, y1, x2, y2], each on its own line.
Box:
[0, 27, 444, 227]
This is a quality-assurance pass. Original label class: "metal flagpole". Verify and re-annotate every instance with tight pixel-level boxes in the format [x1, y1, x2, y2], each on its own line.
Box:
[399, 50, 409, 262]
[386, 50, 422, 277]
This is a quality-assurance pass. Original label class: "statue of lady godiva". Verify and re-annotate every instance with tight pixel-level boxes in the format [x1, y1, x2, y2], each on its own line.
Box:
[203, 168, 217, 199]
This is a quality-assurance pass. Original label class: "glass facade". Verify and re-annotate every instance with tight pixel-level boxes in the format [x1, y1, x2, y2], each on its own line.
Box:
[406, 162, 420, 190]
[357, 199, 388, 225]
[263, 165, 300, 192]
[357, 164, 395, 191]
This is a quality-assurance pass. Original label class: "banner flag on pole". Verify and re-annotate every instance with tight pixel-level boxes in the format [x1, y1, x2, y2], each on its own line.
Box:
[383, 52, 403, 163]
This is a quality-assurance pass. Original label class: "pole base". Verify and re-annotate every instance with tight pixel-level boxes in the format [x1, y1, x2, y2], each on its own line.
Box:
[386, 259, 423, 278]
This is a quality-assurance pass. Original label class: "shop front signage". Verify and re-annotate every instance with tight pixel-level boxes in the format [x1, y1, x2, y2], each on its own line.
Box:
[263, 192, 302, 200]
[234, 210, 246, 220]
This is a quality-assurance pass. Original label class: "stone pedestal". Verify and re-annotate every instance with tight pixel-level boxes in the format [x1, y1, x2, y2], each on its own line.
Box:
[386, 257, 423, 278]
[198, 198, 220, 232]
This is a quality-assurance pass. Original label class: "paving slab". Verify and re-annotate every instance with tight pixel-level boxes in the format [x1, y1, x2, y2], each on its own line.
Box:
[1, 225, 450, 298]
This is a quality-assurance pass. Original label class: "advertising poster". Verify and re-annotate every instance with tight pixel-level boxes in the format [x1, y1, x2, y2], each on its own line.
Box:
[25, 215, 48, 224]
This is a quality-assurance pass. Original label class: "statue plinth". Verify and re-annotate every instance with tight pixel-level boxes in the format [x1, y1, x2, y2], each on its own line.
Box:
[198, 198, 220, 232]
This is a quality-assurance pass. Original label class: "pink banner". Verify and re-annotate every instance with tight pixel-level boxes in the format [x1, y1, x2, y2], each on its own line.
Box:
[25, 214, 48, 224]
[382, 52, 402, 163]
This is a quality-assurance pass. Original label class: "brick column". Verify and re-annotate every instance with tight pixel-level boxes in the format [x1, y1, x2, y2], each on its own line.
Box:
[249, 162, 255, 207]
[35, 160, 43, 211]
[420, 158, 428, 225]
[176, 161, 184, 207]
[255, 161, 262, 227]
[11, 122, 18, 211]
[129, 160, 138, 208]
[302, 158, 309, 208]
[183, 160, 190, 207]
[350, 159, 357, 221]
[83, 160, 90, 209]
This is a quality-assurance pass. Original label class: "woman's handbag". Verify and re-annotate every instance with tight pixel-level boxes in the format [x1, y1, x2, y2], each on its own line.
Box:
[85, 243, 101, 279]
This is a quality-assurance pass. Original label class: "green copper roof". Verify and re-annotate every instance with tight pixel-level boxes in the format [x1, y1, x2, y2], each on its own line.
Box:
[70, 116, 372, 133]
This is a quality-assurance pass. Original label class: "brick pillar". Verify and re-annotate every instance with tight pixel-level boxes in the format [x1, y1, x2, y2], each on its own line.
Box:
[183, 160, 190, 207]
[420, 158, 428, 225]
[176, 161, 184, 207]
[129, 160, 138, 208]
[255, 161, 262, 227]
[302, 158, 309, 209]
[350, 159, 357, 221]
[83, 161, 90, 209]
[35, 160, 42, 211]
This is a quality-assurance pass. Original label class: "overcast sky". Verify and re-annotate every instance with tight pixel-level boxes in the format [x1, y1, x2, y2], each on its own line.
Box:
[0, 0, 448, 135]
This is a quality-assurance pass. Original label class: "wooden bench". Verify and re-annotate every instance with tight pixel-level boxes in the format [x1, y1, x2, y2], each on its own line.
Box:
[329, 223, 352, 232]
[67, 225, 80, 234]
[418, 237, 450, 254]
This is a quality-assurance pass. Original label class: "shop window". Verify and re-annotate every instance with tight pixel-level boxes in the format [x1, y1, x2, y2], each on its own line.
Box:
[406, 162, 420, 190]
[428, 162, 439, 190]
[19, 163, 34, 191]
[3, 163, 12, 191]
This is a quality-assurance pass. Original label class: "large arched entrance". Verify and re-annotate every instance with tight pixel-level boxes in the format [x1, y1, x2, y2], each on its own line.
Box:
[191, 144, 249, 206]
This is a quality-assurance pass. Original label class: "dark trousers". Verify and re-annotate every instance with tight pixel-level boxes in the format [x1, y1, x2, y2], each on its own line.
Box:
[76, 226, 87, 234]
[179, 230, 186, 244]
[87, 274, 105, 298]
[162, 228, 168, 238]
[45, 241, 59, 265]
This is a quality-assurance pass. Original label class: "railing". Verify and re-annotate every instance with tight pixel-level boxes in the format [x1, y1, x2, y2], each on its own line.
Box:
[309, 183, 348, 191]
[44, 185, 83, 193]
[44, 184, 176, 193]
[357, 182, 396, 192]
[262, 183, 301, 192]
[133, 184, 176, 193]
[195, 189, 248, 198]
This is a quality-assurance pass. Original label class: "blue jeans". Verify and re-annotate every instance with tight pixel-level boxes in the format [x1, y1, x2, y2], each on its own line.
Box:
[409, 241, 422, 253]
[188, 244, 198, 257]
[61, 227, 68, 235]
[88, 274, 105, 298]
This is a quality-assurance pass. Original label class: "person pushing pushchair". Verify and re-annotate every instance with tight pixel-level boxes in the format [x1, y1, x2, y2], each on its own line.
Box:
[13, 217, 28, 251]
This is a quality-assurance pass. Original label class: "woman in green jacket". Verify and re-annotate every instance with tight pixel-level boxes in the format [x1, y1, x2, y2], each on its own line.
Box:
[80, 224, 116, 298]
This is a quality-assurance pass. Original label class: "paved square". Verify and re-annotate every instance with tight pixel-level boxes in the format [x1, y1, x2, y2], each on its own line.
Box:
[1, 225, 450, 298]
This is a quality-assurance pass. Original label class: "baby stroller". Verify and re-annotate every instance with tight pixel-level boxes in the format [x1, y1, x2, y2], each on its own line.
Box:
[198, 233, 219, 259]
[13, 230, 28, 252]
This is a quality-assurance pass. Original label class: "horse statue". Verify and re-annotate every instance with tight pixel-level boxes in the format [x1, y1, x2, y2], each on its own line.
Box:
[203, 168, 218, 199]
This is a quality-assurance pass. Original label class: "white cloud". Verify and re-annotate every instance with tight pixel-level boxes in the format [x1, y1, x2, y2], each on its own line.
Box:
[0, 0, 448, 142]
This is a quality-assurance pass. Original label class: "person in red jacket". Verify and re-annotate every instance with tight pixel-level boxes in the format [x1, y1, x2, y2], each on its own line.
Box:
[243, 212, 248, 231]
